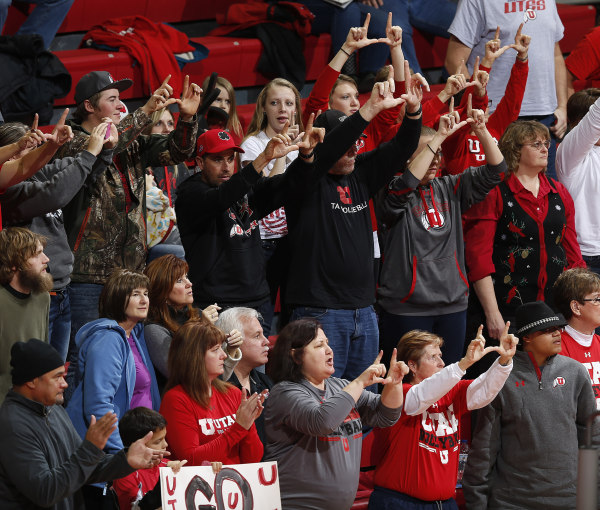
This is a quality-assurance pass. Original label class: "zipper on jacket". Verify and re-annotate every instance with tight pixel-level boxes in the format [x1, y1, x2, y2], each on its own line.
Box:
[527, 351, 543, 389]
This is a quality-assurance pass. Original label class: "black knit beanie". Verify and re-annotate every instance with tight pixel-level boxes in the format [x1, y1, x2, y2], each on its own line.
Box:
[11, 339, 64, 385]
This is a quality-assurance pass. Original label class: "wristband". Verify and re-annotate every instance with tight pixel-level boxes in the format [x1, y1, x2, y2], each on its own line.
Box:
[299, 150, 314, 160]
[516, 55, 528, 62]
[340, 47, 352, 57]
[426, 143, 437, 156]
[405, 104, 422, 117]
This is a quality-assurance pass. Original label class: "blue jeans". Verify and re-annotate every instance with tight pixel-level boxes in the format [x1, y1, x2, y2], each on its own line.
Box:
[291, 305, 379, 386]
[147, 242, 185, 263]
[0, 0, 74, 49]
[379, 309, 467, 365]
[299, 0, 391, 74]
[368, 486, 458, 510]
[49, 286, 70, 362]
[64, 282, 103, 404]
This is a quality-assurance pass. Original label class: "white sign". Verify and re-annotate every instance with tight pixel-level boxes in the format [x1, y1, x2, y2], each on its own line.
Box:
[159, 461, 281, 510]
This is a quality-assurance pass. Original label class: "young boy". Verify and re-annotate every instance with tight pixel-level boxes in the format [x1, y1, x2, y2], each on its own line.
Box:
[113, 407, 185, 510]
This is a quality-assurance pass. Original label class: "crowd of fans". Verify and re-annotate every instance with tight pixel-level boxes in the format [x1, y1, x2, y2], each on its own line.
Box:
[2, 1, 600, 509]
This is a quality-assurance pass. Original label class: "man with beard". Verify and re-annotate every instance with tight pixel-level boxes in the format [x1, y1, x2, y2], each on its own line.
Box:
[0, 227, 53, 402]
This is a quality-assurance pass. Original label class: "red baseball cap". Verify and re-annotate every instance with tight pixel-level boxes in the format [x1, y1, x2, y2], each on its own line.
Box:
[196, 129, 244, 157]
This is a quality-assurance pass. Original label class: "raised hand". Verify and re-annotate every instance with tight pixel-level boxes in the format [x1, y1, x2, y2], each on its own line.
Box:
[263, 121, 299, 160]
[142, 75, 179, 115]
[179, 74, 203, 119]
[481, 27, 513, 68]
[226, 329, 244, 356]
[437, 98, 470, 138]
[297, 111, 325, 154]
[511, 23, 531, 60]
[378, 12, 402, 48]
[380, 348, 409, 385]
[84, 412, 118, 450]
[459, 325, 499, 370]
[45, 108, 73, 146]
[235, 390, 264, 430]
[496, 321, 519, 363]
[167, 459, 188, 474]
[470, 56, 489, 97]
[87, 122, 111, 156]
[355, 351, 388, 388]
[17, 114, 45, 151]
[400, 61, 424, 111]
[440, 61, 476, 102]
[342, 13, 380, 53]
[126, 430, 170, 470]
[466, 94, 486, 132]
[202, 303, 221, 323]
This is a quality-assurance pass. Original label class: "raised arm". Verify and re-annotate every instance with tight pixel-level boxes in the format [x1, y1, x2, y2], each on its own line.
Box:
[552, 42, 568, 140]
[0, 109, 73, 189]
[445, 35, 472, 79]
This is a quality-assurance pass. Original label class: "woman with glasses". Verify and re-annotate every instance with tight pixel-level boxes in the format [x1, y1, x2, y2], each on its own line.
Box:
[553, 267, 600, 408]
[463, 301, 597, 509]
[369, 325, 517, 509]
[377, 102, 505, 366]
[463, 120, 584, 359]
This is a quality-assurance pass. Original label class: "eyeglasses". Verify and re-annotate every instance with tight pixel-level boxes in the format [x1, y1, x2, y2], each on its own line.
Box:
[523, 140, 550, 151]
[581, 297, 600, 305]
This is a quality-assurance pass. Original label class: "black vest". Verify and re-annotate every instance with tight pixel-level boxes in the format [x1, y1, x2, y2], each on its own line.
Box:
[492, 179, 567, 317]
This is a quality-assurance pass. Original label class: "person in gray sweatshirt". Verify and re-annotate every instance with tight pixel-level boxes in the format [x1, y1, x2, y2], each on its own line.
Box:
[0, 120, 117, 360]
[463, 301, 600, 509]
[264, 318, 408, 510]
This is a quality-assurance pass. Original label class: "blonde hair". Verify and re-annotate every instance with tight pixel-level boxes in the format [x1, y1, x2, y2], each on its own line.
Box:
[202, 75, 243, 141]
[396, 330, 444, 383]
[245, 78, 304, 139]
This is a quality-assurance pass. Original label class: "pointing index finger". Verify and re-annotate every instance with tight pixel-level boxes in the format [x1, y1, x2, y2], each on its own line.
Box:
[56, 108, 69, 128]
[385, 11, 392, 34]
[373, 350, 384, 365]
[449, 96, 454, 114]
[160, 74, 172, 88]
[31, 113, 39, 131]
[515, 22, 523, 38]
[362, 12, 371, 32]
[494, 26, 500, 40]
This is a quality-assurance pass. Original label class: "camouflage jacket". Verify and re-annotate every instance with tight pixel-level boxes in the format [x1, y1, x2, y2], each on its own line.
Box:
[56, 109, 197, 284]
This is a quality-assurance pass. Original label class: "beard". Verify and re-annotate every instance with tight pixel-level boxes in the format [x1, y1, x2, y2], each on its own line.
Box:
[20, 266, 54, 294]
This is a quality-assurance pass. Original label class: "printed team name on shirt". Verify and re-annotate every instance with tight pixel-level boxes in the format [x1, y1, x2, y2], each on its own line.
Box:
[581, 360, 600, 408]
[319, 408, 362, 452]
[418, 403, 460, 464]
[331, 186, 368, 214]
[199, 414, 237, 435]
[504, 0, 546, 13]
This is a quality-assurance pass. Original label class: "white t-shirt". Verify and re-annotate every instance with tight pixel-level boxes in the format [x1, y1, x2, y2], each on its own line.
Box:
[449, 0, 563, 116]
[556, 97, 600, 256]
[240, 131, 298, 240]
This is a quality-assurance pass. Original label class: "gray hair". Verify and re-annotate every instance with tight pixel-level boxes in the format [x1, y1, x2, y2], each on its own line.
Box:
[215, 307, 261, 335]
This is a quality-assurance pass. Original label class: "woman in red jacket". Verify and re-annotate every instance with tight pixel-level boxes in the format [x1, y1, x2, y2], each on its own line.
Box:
[159, 320, 265, 465]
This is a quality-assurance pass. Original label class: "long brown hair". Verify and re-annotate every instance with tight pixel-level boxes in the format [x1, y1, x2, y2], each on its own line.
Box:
[0, 227, 46, 285]
[245, 78, 304, 139]
[166, 320, 230, 408]
[144, 255, 199, 332]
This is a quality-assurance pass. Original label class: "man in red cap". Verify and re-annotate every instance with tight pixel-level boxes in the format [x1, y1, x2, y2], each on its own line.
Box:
[176, 129, 298, 331]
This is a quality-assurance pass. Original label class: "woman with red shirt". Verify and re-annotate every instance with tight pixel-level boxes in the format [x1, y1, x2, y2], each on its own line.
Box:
[464, 120, 585, 345]
[159, 320, 265, 465]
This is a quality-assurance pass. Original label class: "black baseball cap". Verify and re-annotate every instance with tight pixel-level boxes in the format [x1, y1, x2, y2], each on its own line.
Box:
[314, 109, 367, 139]
[74, 71, 133, 105]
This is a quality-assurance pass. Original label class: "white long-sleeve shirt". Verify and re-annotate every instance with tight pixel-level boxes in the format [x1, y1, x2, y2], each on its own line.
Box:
[556, 97, 600, 256]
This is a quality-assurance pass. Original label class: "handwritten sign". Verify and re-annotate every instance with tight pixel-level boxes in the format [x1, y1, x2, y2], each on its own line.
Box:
[160, 461, 281, 510]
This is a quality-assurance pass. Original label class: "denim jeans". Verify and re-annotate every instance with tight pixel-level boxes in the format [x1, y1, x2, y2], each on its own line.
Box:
[0, 0, 75, 49]
[291, 305, 379, 387]
[49, 286, 70, 362]
[299, 0, 391, 74]
[368, 486, 459, 510]
[64, 282, 103, 403]
[379, 309, 467, 366]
